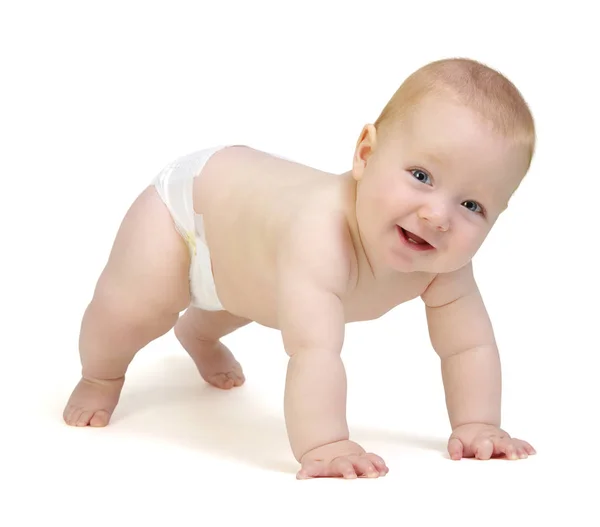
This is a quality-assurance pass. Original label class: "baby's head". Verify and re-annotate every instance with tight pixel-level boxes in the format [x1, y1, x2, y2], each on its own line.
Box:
[351, 57, 535, 274]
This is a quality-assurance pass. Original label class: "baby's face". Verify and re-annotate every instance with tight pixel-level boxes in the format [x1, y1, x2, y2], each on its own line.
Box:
[353, 96, 531, 274]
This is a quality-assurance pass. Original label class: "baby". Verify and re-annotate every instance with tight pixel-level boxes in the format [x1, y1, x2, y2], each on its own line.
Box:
[63, 57, 537, 479]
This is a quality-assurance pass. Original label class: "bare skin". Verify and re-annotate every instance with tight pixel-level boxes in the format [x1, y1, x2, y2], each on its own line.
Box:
[64, 94, 536, 476]
[63, 306, 249, 427]
[173, 306, 250, 390]
[64, 146, 423, 453]
[63, 188, 250, 427]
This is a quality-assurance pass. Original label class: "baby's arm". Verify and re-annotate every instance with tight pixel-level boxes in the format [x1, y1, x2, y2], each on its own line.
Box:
[279, 266, 348, 457]
[422, 262, 501, 427]
[276, 213, 388, 479]
[422, 262, 535, 460]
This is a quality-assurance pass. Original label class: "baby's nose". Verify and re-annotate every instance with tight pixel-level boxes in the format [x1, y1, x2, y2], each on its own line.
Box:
[418, 205, 449, 231]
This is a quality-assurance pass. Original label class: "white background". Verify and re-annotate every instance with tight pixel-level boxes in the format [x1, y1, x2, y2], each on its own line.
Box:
[2, 1, 598, 525]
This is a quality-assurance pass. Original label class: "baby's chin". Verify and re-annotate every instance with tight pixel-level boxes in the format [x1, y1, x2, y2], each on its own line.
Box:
[408, 255, 475, 275]
[431, 256, 475, 274]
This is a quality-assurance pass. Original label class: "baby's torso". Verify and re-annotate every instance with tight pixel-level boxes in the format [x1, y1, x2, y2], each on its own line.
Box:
[193, 146, 433, 328]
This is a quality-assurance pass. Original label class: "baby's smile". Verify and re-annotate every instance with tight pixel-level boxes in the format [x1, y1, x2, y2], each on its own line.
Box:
[397, 226, 435, 251]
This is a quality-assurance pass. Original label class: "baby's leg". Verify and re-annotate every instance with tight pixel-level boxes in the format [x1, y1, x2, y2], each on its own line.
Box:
[174, 307, 251, 389]
[63, 186, 191, 427]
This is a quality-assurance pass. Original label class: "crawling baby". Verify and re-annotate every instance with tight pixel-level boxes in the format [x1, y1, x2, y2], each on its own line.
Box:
[64, 57, 537, 479]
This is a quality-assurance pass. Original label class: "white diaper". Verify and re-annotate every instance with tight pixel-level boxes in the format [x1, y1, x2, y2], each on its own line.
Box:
[151, 145, 233, 311]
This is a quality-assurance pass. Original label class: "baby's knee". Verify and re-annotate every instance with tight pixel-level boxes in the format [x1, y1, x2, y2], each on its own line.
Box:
[86, 286, 179, 347]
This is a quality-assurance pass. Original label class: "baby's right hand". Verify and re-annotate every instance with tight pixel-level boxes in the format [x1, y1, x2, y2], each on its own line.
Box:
[297, 439, 389, 479]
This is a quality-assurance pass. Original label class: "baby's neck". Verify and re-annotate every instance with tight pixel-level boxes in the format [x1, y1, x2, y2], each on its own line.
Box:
[338, 173, 378, 280]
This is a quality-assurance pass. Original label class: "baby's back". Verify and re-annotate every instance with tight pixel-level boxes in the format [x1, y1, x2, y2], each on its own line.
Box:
[193, 146, 432, 328]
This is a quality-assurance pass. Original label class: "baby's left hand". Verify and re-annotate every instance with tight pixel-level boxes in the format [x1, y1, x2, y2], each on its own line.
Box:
[448, 423, 536, 460]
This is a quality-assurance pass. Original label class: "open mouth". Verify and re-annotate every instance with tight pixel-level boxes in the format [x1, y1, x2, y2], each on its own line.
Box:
[397, 226, 435, 251]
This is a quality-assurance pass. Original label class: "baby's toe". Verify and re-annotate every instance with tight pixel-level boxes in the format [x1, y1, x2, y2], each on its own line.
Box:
[64, 406, 82, 426]
[229, 371, 245, 387]
[89, 410, 111, 427]
[62, 405, 73, 424]
[76, 410, 96, 427]
[211, 373, 235, 389]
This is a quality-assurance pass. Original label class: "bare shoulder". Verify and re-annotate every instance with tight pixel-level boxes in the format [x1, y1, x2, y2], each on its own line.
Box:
[276, 207, 355, 297]
[420, 261, 479, 308]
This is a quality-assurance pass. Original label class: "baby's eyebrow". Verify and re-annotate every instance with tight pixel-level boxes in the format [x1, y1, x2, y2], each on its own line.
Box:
[421, 151, 446, 166]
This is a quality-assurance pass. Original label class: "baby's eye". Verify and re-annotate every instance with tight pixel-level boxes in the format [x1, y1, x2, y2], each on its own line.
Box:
[462, 200, 484, 214]
[410, 169, 431, 185]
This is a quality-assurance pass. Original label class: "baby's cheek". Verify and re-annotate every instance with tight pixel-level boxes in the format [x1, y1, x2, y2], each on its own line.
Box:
[379, 182, 409, 211]
[451, 233, 482, 262]
[467, 235, 488, 260]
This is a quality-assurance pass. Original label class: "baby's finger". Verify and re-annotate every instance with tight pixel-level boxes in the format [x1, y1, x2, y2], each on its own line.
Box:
[513, 439, 536, 458]
[331, 457, 358, 479]
[519, 440, 537, 455]
[366, 453, 389, 475]
[297, 460, 325, 480]
[352, 456, 379, 478]
[515, 446, 529, 459]
[492, 436, 520, 460]
[505, 443, 519, 460]
[473, 438, 494, 460]
[448, 437, 464, 460]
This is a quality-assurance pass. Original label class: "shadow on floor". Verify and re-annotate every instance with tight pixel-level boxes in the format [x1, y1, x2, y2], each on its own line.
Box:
[54, 354, 449, 474]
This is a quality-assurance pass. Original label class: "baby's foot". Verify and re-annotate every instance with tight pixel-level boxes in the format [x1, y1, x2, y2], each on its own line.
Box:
[182, 338, 245, 390]
[63, 376, 125, 427]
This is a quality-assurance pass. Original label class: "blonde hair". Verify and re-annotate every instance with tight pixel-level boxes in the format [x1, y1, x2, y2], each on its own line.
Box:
[374, 58, 536, 169]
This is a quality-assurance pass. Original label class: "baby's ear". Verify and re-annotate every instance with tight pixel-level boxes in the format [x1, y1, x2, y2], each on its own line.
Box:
[352, 124, 377, 181]
[351, 155, 366, 181]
